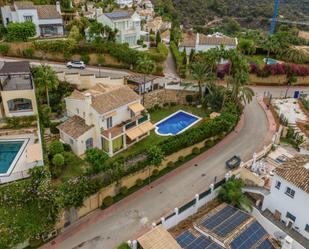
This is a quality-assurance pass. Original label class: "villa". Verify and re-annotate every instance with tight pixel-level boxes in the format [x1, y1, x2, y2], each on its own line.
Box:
[0, 61, 43, 184]
[57, 84, 154, 156]
[116, 0, 134, 8]
[97, 10, 141, 46]
[179, 32, 238, 56]
[1, 1, 64, 37]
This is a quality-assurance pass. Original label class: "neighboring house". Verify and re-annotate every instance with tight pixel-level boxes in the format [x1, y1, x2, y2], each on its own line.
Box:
[1, 1, 64, 37]
[127, 75, 166, 94]
[161, 30, 170, 44]
[0, 61, 38, 118]
[143, 16, 171, 33]
[116, 0, 134, 8]
[97, 10, 141, 46]
[58, 84, 154, 156]
[262, 155, 309, 240]
[179, 32, 237, 56]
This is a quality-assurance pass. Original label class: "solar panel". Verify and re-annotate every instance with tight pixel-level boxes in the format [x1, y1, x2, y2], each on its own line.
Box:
[184, 236, 212, 249]
[230, 221, 268, 249]
[257, 239, 275, 249]
[207, 242, 223, 249]
[105, 12, 129, 19]
[202, 206, 238, 229]
[213, 211, 250, 237]
[176, 231, 196, 248]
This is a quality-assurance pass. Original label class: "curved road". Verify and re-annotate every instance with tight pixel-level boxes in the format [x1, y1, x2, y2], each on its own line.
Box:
[45, 96, 273, 249]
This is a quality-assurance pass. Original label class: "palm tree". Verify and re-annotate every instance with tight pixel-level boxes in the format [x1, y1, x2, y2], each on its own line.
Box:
[191, 63, 215, 102]
[34, 65, 59, 107]
[281, 47, 306, 64]
[136, 55, 156, 104]
[263, 35, 280, 63]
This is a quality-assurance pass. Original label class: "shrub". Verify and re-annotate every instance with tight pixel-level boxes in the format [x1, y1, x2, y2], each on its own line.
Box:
[22, 48, 34, 58]
[63, 143, 72, 152]
[34, 39, 76, 54]
[192, 147, 200, 155]
[117, 243, 130, 249]
[49, 140, 64, 156]
[204, 139, 215, 148]
[170, 41, 184, 71]
[63, 151, 76, 165]
[135, 178, 143, 187]
[50, 122, 61, 134]
[6, 21, 36, 41]
[102, 196, 113, 208]
[146, 145, 164, 166]
[80, 53, 90, 64]
[120, 186, 128, 195]
[178, 156, 185, 162]
[152, 169, 159, 176]
[167, 161, 174, 168]
[0, 43, 9, 55]
[52, 153, 65, 167]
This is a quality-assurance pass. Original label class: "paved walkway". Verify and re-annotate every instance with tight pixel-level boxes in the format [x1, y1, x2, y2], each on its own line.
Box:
[40, 97, 271, 249]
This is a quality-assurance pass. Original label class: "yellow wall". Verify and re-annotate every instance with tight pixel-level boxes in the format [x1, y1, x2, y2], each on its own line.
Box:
[1, 90, 38, 117]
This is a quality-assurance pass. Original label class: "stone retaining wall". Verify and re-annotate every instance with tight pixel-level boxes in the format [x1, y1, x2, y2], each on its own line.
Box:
[249, 74, 309, 85]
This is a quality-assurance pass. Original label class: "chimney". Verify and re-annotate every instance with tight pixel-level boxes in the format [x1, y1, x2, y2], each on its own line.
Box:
[281, 236, 293, 249]
[84, 93, 92, 126]
[56, 1, 61, 14]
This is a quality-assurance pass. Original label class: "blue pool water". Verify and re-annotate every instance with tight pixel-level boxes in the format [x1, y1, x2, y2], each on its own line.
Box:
[0, 141, 24, 174]
[264, 58, 278, 65]
[155, 111, 200, 136]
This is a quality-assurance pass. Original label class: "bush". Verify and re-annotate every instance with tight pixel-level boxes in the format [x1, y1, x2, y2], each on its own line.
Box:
[102, 196, 113, 208]
[178, 156, 185, 162]
[120, 186, 128, 195]
[6, 21, 36, 41]
[0, 43, 9, 55]
[170, 41, 184, 71]
[22, 48, 34, 58]
[63, 143, 72, 152]
[50, 122, 61, 134]
[49, 140, 64, 156]
[63, 151, 76, 165]
[167, 161, 174, 168]
[52, 153, 65, 167]
[152, 169, 159, 176]
[4, 116, 36, 129]
[34, 39, 76, 54]
[135, 178, 143, 187]
[80, 53, 90, 64]
[204, 139, 215, 148]
[192, 147, 200, 155]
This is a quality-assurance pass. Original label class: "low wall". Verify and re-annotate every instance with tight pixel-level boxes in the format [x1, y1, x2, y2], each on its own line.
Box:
[56, 71, 124, 89]
[144, 89, 198, 109]
[249, 74, 309, 85]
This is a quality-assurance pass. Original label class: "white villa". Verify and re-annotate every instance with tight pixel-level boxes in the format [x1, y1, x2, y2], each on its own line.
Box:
[262, 155, 309, 240]
[116, 0, 134, 8]
[1, 1, 64, 37]
[179, 32, 238, 56]
[97, 10, 141, 46]
[58, 84, 154, 157]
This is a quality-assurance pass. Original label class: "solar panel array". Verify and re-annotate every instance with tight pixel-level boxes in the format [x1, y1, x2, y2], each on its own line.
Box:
[175, 230, 223, 249]
[256, 239, 276, 249]
[201, 206, 250, 237]
[230, 221, 268, 249]
[105, 12, 129, 19]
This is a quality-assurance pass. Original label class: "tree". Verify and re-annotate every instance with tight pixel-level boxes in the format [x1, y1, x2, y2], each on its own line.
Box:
[6, 21, 36, 41]
[284, 65, 298, 98]
[136, 55, 156, 103]
[218, 177, 252, 211]
[39, 104, 51, 127]
[281, 47, 307, 64]
[52, 153, 65, 167]
[34, 65, 59, 106]
[88, 21, 117, 42]
[0, 43, 9, 55]
[146, 145, 164, 167]
[49, 140, 64, 156]
[68, 25, 82, 42]
[85, 148, 109, 173]
[263, 35, 280, 63]
[156, 31, 161, 46]
[237, 39, 256, 55]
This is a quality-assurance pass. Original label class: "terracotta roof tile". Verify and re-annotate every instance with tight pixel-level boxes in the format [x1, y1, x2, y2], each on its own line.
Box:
[199, 34, 237, 46]
[14, 1, 35, 9]
[57, 115, 93, 139]
[36, 5, 61, 19]
[276, 155, 309, 193]
[179, 32, 197, 47]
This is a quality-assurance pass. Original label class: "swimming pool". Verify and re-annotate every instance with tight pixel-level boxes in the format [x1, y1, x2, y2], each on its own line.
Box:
[155, 110, 201, 136]
[264, 58, 278, 65]
[0, 140, 25, 175]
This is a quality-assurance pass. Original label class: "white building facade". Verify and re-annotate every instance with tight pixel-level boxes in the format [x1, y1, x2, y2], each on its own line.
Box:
[1, 1, 64, 37]
[262, 158, 309, 240]
[116, 0, 134, 8]
[97, 11, 141, 46]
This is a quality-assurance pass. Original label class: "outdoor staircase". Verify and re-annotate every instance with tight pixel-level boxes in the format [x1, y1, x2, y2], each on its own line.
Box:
[242, 186, 270, 197]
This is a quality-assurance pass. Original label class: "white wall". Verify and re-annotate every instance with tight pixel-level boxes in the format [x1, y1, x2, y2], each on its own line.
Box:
[262, 175, 309, 240]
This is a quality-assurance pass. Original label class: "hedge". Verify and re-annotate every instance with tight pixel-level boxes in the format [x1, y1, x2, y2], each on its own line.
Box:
[0, 43, 10, 55]
[170, 41, 184, 71]
[33, 39, 76, 54]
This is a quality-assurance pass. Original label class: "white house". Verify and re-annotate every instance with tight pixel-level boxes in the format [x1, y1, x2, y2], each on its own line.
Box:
[262, 155, 309, 240]
[116, 0, 134, 8]
[97, 10, 141, 46]
[179, 32, 237, 56]
[1, 1, 64, 37]
[57, 84, 154, 156]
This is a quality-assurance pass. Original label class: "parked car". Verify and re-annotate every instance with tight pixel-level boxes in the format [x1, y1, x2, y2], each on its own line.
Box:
[225, 155, 241, 170]
[66, 61, 86, 69]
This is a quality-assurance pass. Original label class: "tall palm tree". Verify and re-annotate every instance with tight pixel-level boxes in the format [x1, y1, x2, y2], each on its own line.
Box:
[136, 55, 156, 104]
[34, 65, 59, 107]
[263, 35, 280, 63]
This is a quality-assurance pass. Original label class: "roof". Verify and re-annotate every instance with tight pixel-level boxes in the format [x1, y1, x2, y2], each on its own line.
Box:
[300, 140, 309, 150]
[179, 32, 237, 47]
[298, 31, 309, 40]
[138, 225, 182, 249]
[127, 75, 159, 84]
[179, 32, 197, 47]
[14, 1, 35, 9]
[0, 61, 30, 75]
[104, 11, 133, 20]
[91, 86, 140, 114]
[275, 155, 309, 193]
[36, 5, 61, 19]
[57, 115, 94, 139]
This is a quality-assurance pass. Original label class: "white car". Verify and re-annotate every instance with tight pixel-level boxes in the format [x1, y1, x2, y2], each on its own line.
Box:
[66, 61, 86, 69]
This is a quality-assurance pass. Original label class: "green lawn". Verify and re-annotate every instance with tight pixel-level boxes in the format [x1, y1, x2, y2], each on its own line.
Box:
[59, 155, 85, 181]
[116, 105, 208, 158]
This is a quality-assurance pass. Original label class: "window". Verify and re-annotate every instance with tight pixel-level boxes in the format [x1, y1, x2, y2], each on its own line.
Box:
[85, 138, 93, 149]
[130, 110, 135, 118]
[106, 116, 113, 129]
[7, 98, 33, 112]
[275, 180, 281, 189]
[305, 224, 309, 233]
[24, 15, 33, 22]
[285, 187, 295, 198]
[69, 138, 74, 145]
[286, 212, 296, 222]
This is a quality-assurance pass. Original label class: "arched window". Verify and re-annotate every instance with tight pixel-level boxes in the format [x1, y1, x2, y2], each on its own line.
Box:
[7, 98, 33, 112]
[85, 138, 93, 149]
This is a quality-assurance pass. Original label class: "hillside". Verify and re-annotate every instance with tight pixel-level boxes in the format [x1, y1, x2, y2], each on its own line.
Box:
[154, 0, 309, 30]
